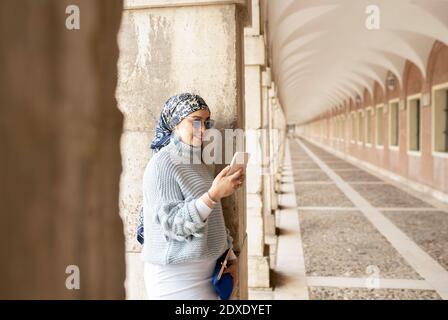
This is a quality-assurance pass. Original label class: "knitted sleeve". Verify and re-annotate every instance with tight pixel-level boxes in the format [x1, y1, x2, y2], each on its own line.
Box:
[156, 199, 207, 242]
[148, 158, 207, 242]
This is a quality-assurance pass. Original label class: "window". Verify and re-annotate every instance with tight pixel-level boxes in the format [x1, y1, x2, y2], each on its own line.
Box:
[408, 97, 421, 152]
[358, 111, 364, 143]
[366, 108, 372, 145]
[376, 105, 384, 146]
[433, 85, 448, 153]
[389, 101, 399, 147]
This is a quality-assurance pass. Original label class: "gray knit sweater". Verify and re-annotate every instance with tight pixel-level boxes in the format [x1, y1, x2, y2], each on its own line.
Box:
[140, 132, 233, 265]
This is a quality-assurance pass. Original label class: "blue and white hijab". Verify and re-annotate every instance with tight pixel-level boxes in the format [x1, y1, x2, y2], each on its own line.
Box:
[138, 93, 211, 245]
[150, 93, 210, 153]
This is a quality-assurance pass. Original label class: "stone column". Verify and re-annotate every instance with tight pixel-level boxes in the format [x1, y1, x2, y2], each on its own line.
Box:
[0, 0, 125, 299]
[261, 69, 277, 267]
[268, 84, 279, 211]
[244, 0, 270, 289]
[117, 0, 251, 299]
[273, 101, 287, 194]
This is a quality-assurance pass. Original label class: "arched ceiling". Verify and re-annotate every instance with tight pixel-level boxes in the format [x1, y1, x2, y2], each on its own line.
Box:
[266, 0, 448, 125]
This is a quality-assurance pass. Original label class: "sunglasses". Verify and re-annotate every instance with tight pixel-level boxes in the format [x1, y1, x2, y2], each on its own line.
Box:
[190, 118, 215, 129]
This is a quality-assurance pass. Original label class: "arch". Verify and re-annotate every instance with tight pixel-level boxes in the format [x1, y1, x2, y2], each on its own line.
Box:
[403, 61, 424, 97]
[427, 41, 448, 87]
[267, 0, 448, 124]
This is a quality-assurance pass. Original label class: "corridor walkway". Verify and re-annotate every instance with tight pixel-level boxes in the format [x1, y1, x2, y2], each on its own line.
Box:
[251, 136, 448, 300]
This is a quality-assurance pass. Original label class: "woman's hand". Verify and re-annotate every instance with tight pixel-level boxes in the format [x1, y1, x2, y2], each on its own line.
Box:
[208, 165, 245, 201]
[223, 259, 238, 288]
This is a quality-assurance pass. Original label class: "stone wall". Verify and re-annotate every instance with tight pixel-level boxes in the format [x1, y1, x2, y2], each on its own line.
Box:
[116, 0, 250, 299]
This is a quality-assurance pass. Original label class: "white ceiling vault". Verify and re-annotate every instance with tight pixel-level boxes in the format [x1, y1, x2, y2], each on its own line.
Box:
[266, 0, 448, 125]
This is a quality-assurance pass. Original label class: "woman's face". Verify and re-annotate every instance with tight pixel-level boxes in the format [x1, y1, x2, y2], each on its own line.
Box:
[175, 109, 211, 147]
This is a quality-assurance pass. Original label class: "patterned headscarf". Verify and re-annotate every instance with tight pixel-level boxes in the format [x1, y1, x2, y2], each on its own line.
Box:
[150, 93, 210, 153]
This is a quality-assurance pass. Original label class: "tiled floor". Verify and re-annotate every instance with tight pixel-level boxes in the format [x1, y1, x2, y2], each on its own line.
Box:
[308, 287, 441, 300]
[295, 184, 355, 207]
[383, 210, 448, 271]
[249, 137, 448, 300]
[299, 210, 422, 280]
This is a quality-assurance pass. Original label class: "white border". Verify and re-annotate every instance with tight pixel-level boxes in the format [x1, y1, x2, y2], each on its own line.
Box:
[375, 104, 385, 148]
[432, 82, 448, 158]
[407, 93, 423, 156]
[388, 99, 400, 151]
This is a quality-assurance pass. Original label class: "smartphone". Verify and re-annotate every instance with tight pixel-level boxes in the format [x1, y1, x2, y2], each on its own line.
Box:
[226, 152, 250, 176]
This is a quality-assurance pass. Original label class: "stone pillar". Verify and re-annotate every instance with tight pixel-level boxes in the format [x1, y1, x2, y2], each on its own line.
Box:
[117, 0, 251, 299]
[0, 0, 125, 299]
[244, 0, 270, 289]
[268, 84, 279, 211]
[261, 69, 273, 222]
[261, 69, 277, 266]
[273, 101, 287, 194]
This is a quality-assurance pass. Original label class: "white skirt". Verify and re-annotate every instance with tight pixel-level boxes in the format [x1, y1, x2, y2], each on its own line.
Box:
[144, 258, 220, 300]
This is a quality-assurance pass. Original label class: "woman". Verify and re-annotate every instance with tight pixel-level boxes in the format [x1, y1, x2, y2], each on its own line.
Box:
[141, 93, 245, 300]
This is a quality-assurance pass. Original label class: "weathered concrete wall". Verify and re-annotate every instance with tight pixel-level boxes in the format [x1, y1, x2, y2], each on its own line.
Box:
[116, 0, 250, 299]
[0, 0, 125, 299]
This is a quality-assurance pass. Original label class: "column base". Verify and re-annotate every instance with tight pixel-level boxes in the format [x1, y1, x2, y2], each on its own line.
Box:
[248, 255, 272, 289]
[265, 232, 279, 269]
